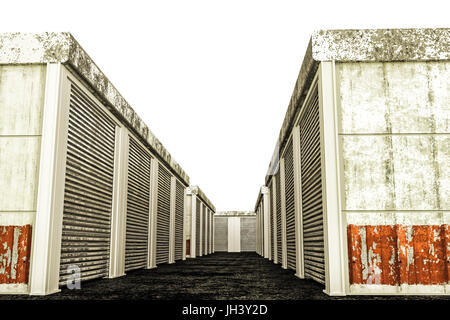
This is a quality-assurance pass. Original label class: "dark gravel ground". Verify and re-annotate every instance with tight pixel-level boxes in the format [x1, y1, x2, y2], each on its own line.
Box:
[1, 252, 449, 300]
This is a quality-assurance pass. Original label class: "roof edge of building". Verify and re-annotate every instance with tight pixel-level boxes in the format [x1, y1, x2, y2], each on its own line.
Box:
[0, 32, 190, 184]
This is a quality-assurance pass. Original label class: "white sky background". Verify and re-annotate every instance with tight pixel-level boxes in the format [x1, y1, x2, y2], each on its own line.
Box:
[1, 1, 448, 211]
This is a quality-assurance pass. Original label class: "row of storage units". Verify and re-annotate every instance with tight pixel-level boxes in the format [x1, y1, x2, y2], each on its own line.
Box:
[0, 32, 216, 295]
[214, 212, 256, 252]
[254, 28, 450, 296]
[185, 186, 216, 258]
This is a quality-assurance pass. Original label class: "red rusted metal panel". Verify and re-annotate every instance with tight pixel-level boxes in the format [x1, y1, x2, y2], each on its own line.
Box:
[445, 224, 450, 283]
[347, 224, 448, 286]
[0, 225, 32, 284]
[347, 224, 363, 284]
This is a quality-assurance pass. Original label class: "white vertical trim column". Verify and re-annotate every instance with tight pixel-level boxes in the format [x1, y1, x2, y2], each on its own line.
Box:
[279, 158, 288, 269]
[227, 217, 241, 252]
[169, 176, 176, 264]
[292, 125, 305, 279]
[29, 63, 69, 295]
[108, 126, 129, 278]
[190, 194, 197, 258]
[148, 159, 159, 269]
[261, 186, 270, 259]
[318, 61, 346, 296]
[271, 176, 278, 264]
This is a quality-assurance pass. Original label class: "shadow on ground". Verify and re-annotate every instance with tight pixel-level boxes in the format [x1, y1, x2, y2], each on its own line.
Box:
[1, 253, 449, 300]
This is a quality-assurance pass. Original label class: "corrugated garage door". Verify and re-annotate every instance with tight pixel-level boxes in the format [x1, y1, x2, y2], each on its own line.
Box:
[59, 82, 115, 285]
[209, 211, 213, 253]
[269, 182, 274, 260]
[214, 217, 228, 251]
[275, 170, 282, 264]
[125, 137, 151, 271]
[300, 81, 325, 285]
[196, 199, 201, 256]
[284, 139, 296, 271]
[203, 205, 207, 255]
[156, 165, 171, 265]
[205, 208, 209, 255]
[241, 217, 256, 251]
[174, 180, 184, 261]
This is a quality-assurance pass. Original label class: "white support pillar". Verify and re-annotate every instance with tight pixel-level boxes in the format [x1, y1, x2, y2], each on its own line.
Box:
[318, 61, 347, 296]
[169, 176, 176, 264]
[271, 175, 278, 264]
[147, 159, 159, 269]
[279, 158, 288, 269]
[108, 126, 129, 278]
[29, 63, 69, 295]
[228, 217, 241, 252]
[261, 186, 270, 259]
[292, 125, 305, 279]
[190, 194, 197, 258]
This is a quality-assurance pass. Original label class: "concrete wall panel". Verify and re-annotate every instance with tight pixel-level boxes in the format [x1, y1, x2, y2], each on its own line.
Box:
[0, 65, 46, 135]
[337, 61, 450, 293]
[0, 137, 41, 211]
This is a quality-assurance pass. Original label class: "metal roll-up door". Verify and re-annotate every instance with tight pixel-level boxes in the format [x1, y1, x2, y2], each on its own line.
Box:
[205, 208, 209, 255]
[275, 170, 282, 264]
[59, 82, 116, 285]
[174, 181, 184, 261]
[196, 199, 201, 256]
[241, 217, 256, 252]
[209, 212, 213, 253]
[300, 81, 325, 284]
[156, 165, 171, 265]
[203, 205, 207, 255]
[214, 217, 227, 251]
[269, 182, 274, 260]
[284, 139, 296, 271]
[125, 137, 151, 271]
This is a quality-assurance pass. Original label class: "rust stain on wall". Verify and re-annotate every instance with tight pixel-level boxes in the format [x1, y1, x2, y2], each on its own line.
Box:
[0, 225, 32, 284]
[348, 224, 449, 285]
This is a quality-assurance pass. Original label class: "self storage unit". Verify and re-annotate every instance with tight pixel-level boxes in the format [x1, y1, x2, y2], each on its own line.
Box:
[254, 28, 450, 296]
[214, 212, 256, 252]
[185, 186, 216, 258]
[0, 32, 200, 295]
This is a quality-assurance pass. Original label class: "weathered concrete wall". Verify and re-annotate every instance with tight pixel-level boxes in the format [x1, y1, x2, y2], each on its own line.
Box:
[0, 65, 46, 291]
[337, 61, 450, 292]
